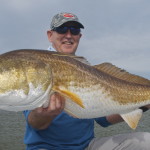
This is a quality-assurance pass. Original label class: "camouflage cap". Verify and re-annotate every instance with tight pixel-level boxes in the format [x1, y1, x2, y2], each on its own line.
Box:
[50, 12, 84, 30]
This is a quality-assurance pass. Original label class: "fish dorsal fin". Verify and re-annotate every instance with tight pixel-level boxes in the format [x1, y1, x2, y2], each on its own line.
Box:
[72, 56, 90, 65]
[94, 63, 150, 85]
[51, 52, 90, 65]
[120, 109, 143, 129]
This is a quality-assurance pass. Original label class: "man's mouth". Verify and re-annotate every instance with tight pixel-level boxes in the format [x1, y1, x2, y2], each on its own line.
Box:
[63, 41, 73, 45]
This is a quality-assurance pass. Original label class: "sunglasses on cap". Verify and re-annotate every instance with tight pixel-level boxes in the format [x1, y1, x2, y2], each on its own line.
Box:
[52, 26, 81, 35]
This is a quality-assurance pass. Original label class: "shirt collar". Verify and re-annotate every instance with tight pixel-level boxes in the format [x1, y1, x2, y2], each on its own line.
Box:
[48, 45, 56, 51]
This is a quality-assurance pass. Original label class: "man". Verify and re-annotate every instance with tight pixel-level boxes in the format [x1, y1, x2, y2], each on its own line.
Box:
[24, 12, 150, 150]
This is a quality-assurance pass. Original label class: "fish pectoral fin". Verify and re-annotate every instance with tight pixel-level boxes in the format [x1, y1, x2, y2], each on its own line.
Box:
[120, 109, 143, 130]
[53, 87, 85, 108]
[64, 108, 79, 118]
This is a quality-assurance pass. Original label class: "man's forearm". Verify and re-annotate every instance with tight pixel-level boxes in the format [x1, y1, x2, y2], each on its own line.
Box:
[106, 114, 123, 125]
[106, 105, 150, 125]
[28, 110, 55, 130]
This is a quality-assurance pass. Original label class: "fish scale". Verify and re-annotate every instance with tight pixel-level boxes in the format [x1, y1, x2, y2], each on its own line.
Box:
[0, 49, 150, 129]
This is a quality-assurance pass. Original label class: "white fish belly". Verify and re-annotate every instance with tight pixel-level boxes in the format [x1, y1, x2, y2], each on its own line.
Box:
[64, 86, 150, 118]
[0, 83, 52, 111]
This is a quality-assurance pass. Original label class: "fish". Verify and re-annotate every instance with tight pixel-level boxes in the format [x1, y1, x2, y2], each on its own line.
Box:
[0, 49, 150, 129]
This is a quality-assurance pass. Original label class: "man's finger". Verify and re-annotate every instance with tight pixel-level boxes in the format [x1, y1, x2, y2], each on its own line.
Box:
[48, 94, 57, 111]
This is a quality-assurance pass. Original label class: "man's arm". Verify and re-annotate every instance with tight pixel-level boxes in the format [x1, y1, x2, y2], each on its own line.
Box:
[106, 104, 150, 125]
[27, 93, 65, 130]
[106, 114, 123, 124]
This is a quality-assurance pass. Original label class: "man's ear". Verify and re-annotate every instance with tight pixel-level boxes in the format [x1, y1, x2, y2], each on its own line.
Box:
[79, 33, 82, 38]
[47, 30, 53, 42]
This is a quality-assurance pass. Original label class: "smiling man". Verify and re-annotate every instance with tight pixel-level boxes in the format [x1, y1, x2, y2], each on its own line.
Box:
[23, 12, 150, 150]
[47, 13, 83, 54]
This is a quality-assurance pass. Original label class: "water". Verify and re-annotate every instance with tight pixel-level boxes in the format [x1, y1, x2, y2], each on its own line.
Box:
[0, 110, 150, 150]
[0, 111, 25, 150]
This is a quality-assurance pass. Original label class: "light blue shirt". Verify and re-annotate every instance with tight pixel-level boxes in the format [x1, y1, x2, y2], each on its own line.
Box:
[47, 45, 55, 51]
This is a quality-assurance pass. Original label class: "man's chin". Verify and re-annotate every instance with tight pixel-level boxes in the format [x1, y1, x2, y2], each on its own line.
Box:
[61, 47, 75, 54]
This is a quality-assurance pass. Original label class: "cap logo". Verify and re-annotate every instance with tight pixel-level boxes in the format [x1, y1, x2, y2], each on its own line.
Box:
[63, 13, 75, 18]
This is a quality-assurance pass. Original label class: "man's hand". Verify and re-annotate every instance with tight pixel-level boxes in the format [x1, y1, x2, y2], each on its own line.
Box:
[139, 104, 150, 112]
[145, 104, 150, 109]
[28, 93, 65, 130]
[34, 93, 65, 117]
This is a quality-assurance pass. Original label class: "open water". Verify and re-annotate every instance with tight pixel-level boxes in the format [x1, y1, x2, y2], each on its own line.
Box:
[0, 110, 150, 150]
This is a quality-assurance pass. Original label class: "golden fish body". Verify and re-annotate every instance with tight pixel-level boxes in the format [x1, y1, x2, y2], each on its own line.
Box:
[0, 49, 150, 129]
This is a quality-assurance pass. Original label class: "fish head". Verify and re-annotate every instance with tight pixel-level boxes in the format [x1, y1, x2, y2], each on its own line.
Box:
[0, 55, 52, 94]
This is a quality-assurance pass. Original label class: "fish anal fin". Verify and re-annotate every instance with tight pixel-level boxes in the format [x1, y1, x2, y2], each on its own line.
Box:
[94, 63, 150, 86]
[121, 109, 143, 129]
[53, 87, 85, 108]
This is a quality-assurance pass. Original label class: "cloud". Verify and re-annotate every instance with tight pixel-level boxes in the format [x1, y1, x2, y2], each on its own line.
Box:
[77, 31, 150, 78]
[0, 0, 150, 79]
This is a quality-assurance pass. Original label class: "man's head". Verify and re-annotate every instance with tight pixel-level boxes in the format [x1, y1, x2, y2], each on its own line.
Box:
[47, 12, 84, 54]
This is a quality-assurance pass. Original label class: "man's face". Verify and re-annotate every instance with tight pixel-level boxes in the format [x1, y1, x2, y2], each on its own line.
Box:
[47, 22, 82, 54]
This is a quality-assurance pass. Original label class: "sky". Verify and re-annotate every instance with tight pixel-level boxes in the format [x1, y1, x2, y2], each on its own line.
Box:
[0, 0, 150, 79]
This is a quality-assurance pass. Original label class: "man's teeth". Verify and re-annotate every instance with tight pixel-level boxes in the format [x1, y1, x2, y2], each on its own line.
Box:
[63, 41, 72, 44]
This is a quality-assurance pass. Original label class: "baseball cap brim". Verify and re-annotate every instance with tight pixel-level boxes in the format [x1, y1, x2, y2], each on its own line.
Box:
[50, 12, 84, 29]
[57, 21, 84, 29]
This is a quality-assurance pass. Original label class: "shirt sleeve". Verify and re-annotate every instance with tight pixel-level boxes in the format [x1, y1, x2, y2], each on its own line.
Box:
[95, 117, 112, 127]
[23, 110, 31, 121]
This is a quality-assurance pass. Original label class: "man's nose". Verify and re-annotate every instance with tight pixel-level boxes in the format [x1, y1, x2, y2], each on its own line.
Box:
[65, 30, 72, 37]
